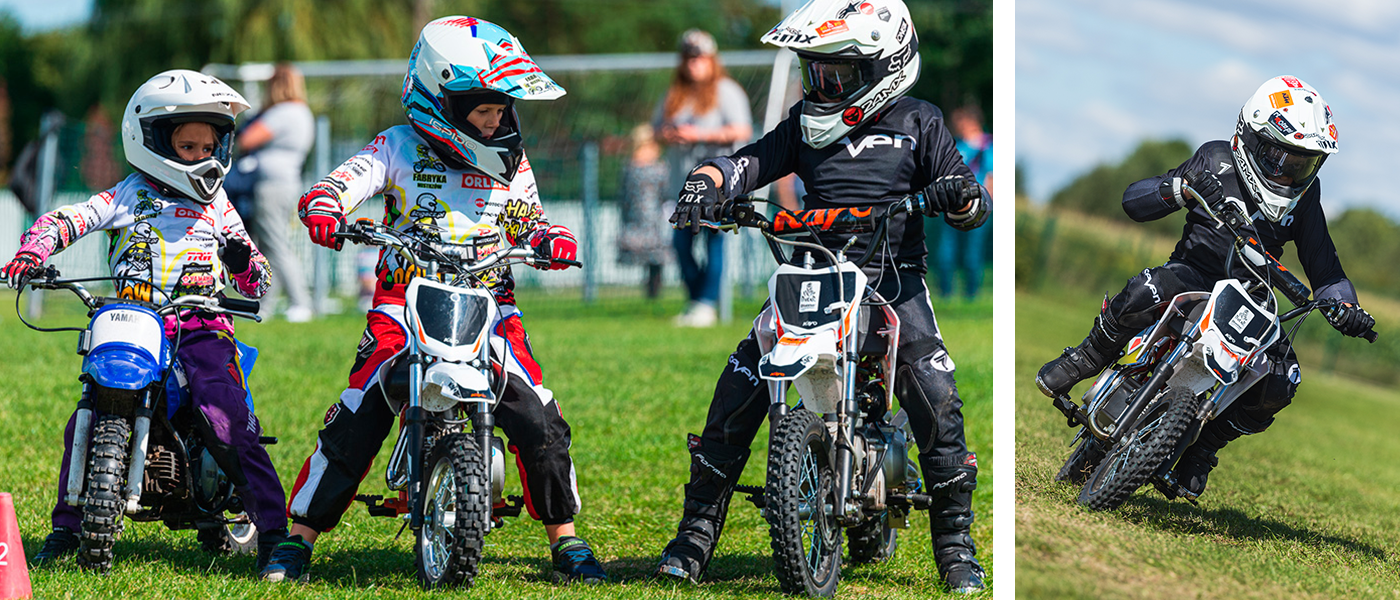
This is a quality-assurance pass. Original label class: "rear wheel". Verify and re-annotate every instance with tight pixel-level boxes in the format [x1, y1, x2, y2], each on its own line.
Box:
[198, 510, 258, 555]
[766, 409, 842, 597]
[78, 414, 130, 573]
[846, 513, 898, 564]
[1079, 386, 1195, 510]
[416, 433, 490, 589]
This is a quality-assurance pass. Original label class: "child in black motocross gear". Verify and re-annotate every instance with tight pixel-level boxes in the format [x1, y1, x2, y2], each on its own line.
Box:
[656, 0, 990, 593]
[1036, 75, 1375, 499]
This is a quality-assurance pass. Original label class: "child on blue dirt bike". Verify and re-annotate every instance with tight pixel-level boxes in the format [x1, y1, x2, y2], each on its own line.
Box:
[3, 70, 291, 572]
[260, 16, 606, 585]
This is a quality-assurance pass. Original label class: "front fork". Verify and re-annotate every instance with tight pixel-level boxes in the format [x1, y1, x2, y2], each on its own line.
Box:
[764, 348, 862, 526]
[64, 383, 157, 514]
[406, 353, 427, 531]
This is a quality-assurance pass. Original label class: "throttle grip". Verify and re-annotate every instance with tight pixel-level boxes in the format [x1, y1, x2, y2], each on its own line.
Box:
[219, 297, 261, 314]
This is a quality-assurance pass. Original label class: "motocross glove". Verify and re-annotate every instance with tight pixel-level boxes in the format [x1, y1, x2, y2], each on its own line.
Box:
[1172, 168, 1225, 210]
[529, 225, 578, 270]
[1324, 302, 1375, 338]
[924, 175, 974, 214]
[298, 187, 345, 250]
[669, 170, 724, 234]
[2, 252, 42, 290]
[220, 235, 253, 275]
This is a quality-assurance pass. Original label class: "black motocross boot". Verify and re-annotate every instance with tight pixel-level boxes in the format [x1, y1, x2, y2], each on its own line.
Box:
[655, 435, 751, 583]
[1173, 408, 1272, 499]
[925, 455, 985, 594]
[1036, 311, 1127, 400]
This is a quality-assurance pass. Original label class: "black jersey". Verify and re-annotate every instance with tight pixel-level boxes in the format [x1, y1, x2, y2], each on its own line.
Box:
[706, 96, 986, 271]
[1121, 140, 1356, 303]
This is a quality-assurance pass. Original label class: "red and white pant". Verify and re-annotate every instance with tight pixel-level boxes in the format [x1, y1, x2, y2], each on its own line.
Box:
[287, 302, 581, 531]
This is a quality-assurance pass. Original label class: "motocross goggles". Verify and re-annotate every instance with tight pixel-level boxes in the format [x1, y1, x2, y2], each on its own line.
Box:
[1242, 127, 1326, 198]
[800, 56, 873, 104]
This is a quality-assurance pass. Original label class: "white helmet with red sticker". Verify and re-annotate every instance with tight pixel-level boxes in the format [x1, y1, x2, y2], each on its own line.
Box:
[761, 0, 919, 149]
[1231, 75, 1338, 223]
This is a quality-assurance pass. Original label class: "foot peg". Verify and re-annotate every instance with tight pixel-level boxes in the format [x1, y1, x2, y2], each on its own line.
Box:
[1051, 396, 1085, 428]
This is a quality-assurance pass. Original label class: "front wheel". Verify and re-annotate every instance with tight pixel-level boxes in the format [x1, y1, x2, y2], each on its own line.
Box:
[1079, 386, 1195, 510]
[416, 433, 490, 589]
[78, 414, 130, 573]
[765, 409, 842, 597]
[1055, 431, 1107, 486]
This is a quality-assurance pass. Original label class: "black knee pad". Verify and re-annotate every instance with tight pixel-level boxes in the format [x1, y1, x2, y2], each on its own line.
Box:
[1108, 266, 1188, 330]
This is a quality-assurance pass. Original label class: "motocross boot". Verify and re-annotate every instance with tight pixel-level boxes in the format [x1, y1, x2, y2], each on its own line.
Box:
[655, 435, 751, 583]
[1036, 311, 1126, 399]
[31, 526, 80, 565]
[925, 455, 985, 594]
[1173, 408, 1272, 498]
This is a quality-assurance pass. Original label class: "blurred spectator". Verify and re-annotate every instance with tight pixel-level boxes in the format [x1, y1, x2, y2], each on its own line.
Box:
[236, 63, 315, 321]
[617, 124, 672, 300]
[934, 104, 993, 300]
[653, 29, 752, 327]
[81, 104, 122, 191]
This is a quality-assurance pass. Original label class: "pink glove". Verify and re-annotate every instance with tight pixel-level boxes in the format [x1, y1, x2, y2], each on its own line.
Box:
[528, 225, 578, 270]
[2, 252, 42, 289]
[298, 187, 345, 250]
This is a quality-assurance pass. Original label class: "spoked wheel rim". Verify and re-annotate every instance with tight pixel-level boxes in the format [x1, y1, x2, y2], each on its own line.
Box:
[420, 456, 458, 582]
[797, 438, 838, 584]
[1087, 403, 1168, 495]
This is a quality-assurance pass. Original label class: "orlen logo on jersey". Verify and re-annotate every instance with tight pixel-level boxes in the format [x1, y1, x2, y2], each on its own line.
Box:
[462, 173, 508, 190]
[842, 134, 917, 158]
[174, 207, 214, 226]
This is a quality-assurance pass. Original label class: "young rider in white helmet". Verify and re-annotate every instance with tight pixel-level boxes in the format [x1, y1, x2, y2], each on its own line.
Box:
[261, 16, 604, 585]
[7, 69, 291, 573]
[1036, 75, 1375, 499]
[658, 0, 990, 593]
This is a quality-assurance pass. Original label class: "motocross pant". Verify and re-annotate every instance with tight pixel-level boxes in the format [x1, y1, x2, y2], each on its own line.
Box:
[286, 303, 580, 532]
[52, 330, 288, 533]
[673, 271, 978, 554]
[1103, 262, 1301, 428]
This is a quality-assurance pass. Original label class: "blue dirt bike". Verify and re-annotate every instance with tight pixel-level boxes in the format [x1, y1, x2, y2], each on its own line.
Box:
[6, 267, 269, 573]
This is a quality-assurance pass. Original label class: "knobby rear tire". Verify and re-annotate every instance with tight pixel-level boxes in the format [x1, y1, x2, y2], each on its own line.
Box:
[1056, 431, 1107, 486]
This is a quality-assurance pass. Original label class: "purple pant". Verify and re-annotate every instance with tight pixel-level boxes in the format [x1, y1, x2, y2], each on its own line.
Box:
[53, 330, 287, 533]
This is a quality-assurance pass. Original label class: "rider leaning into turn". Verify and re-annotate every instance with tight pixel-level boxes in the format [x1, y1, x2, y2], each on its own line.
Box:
[3, 70, 290, 572]
[655, 0, 990, 592]
[259, 17, 605, 584]
[1037, 75, 1376, 499]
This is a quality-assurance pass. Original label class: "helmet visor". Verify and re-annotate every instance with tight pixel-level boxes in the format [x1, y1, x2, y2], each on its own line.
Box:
[800, 58, 870, 103]
[1248, 136, 1325, 196]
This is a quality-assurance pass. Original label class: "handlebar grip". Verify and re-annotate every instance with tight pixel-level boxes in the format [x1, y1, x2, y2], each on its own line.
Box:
[1363, 330, 1379, 343]
[219, 297, 261, 314]
[552, 258, 583, 268]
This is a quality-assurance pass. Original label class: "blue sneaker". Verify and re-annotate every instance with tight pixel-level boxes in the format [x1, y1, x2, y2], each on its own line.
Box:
[259, 534, 312, 583]
[550, 536, 607, 584]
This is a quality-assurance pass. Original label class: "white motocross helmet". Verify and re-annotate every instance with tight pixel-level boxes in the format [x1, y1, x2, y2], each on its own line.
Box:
[402, 16, 565, 185]
[1231, 75, 1338, 223]
[761, 0, 920, 149]
[121, 70, 249, 204]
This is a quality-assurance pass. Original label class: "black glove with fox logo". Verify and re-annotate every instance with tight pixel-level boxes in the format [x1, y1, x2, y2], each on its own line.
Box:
[669, 171, 724, 234]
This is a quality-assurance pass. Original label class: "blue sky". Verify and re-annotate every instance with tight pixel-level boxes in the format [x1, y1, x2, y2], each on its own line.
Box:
[1017, 0, 1400, 217]
[0, 0, 90, 32]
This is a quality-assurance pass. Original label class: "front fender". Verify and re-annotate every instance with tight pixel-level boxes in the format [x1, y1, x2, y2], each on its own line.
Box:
[421, 361, 494, 412]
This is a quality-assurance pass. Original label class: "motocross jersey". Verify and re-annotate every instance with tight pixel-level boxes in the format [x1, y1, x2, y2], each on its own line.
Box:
[1122, 140, 1357, 303]
[704, 96, 988, 272]
[16, 173, 271, 319]
[304, 125, 550, 305]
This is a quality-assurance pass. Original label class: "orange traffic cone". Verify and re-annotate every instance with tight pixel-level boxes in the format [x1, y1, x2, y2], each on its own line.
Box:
[0, 494, 31, 599]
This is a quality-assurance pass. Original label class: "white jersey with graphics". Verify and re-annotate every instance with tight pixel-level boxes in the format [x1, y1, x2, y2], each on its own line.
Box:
[305, 125, 549, 304]
[17, 173, 270, 304]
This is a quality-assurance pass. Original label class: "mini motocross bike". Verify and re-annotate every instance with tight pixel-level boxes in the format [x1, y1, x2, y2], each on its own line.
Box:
[713, 194, 956, 597]
[6, 268, 268, 573]
[1047, 185, 1377, 511]
[332, 219, 580, 589]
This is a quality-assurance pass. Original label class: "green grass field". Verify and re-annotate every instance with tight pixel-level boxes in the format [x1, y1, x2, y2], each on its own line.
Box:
[1016, 288, 1400, 599]
[0, 289, 990, 599]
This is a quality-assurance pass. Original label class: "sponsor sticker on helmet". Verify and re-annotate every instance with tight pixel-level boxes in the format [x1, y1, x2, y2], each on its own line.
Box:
[1267, 111, 1297, 136]
[1280, 76, 1303, 88]
[1268, 90, 1293, 108]
[877, 7, 891, 21]
[816, 20, 849, 37]
[859, 2, 874, 14]
[1328, 124, 1338, 140]
[842, 106, 864, 126]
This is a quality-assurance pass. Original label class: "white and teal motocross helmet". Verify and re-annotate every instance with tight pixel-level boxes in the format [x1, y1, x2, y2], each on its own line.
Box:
[401, 16, 565, 185]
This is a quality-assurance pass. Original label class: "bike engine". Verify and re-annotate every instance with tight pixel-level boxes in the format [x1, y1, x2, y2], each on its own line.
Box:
[189, 445, 235, 512]
[142, 443, 181, 500]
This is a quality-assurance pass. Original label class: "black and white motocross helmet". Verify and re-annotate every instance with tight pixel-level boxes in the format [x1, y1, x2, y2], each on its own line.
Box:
[120, 70, 249, 204]
[1231, 75, 1338, 223]
[761, 0, 920, 149]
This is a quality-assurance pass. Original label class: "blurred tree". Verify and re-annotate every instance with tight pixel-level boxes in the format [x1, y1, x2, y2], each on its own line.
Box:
[908, 0, 992, 126]
[0, 14, 48, 184]
[1327, 207, 1400, 297]
[81, 104, 122, 191]
[1049, 138, 1192, 237]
